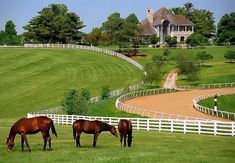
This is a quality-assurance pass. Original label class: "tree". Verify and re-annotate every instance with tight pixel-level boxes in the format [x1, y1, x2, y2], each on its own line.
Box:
[216, 12, 235, 44]
[144, 63, 161, 85]
[196, 51, 213, 66]
[171, 7, 186, 16]
[175, 54, 200, 81]
[100, 85, 111, 100]
[62, 88, 89, 115]
[190, 9, 215, 38]
[85, 28, 102, 45]
[224, 50, 235, 63]
[165, 36, 177, 47]
[23, 4, 85, 43]
[0, 20, 20, 45]
[102, 12, 142, 50]
[184, 2, 193, 19]
[149, 35, 160, 44]
[126, 13, 139, 25]
[186, 33, 206, 46]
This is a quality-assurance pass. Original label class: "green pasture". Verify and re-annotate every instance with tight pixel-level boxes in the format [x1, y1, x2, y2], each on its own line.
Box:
[0, 48, 143, 118]
[0, 119, 234, 163]
[135, 46, 235, 86]
[198, 94, 235, 113]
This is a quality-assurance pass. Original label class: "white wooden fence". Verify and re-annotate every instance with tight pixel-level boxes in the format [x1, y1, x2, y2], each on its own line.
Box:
[193, 90, 235, 120]
[115, 88, 210, 121]
[27, 113, 235, 136]
[198, 82, 235, 89]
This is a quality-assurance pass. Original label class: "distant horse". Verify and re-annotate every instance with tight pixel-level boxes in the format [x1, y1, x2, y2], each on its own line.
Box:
[6, 116, 57, 152]
[72, 119, 118, 147]
[118, 119, 133, 147]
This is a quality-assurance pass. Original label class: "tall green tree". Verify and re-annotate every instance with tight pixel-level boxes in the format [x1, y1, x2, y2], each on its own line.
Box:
[216, 12, 235, 44]
[102, 12, 141, 49]
[175, 54, 200, 81]
[184, 2, 193, 19]
[171, 7, 186, 16]
[85, 28, 102, 45]
[0, 20, 20, 45]
[190, 9, 215, 38]
[126, 13, 139, 25]
[23, 4, 85, 43]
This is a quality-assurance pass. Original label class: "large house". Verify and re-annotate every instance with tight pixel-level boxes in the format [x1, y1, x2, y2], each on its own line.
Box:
[141, 7, 194, 44]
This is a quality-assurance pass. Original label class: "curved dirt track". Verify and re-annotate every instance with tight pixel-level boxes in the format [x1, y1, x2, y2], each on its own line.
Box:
[124, 88, 234, 121]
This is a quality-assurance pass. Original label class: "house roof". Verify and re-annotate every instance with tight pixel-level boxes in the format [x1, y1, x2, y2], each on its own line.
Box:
[140, 7, 194, 35]
[152, 7, 193, 26]
[140, 19, 157, 35]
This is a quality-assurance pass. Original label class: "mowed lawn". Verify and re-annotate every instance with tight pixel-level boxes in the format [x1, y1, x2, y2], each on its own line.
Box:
[0, 120, 234, 163]
[0, 48, 143, 118]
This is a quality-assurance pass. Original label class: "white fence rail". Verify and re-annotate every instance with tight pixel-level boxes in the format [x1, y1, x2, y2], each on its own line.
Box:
[115, 88, 210, 121]
[193, 90, 235, 120]
[27, 113, 235, 136]
[198, 82, 235, 89]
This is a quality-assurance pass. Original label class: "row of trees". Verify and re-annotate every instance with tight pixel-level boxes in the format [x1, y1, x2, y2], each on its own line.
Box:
[0, 3, 234, 46]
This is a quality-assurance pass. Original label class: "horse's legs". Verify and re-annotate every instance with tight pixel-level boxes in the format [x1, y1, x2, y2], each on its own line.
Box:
[21, 135, 24, 151]
[76, 133, 81, 147]
[123, 134, 127, 147]
[120, 134, 123, 147]
[48, 135, 52, 150]
[42, 133, 48, 150]
[93, 133, 99, 147]
[22, 134, 31, 152]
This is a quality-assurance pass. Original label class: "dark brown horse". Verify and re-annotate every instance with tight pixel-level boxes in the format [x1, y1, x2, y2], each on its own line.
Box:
[6, 116, 57, 152]
[72, 119, 118, 147]
[118, 119, 133, 147]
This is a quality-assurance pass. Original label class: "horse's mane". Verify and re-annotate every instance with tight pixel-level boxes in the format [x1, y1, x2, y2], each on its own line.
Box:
[95, 120, 112, 130]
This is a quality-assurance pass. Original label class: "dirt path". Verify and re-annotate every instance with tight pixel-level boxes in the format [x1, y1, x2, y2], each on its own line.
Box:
[163, 69, 178, 88]
[124, 88, 234, 121]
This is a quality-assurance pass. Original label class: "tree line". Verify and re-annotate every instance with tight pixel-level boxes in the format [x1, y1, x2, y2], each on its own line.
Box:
[0, 3, 234, 46]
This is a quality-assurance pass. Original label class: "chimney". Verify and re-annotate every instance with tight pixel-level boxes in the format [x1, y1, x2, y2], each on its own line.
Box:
[147, 8, 153, 23]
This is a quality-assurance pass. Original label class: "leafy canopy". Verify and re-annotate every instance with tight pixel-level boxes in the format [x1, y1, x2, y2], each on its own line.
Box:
[23, 4, 85, 43]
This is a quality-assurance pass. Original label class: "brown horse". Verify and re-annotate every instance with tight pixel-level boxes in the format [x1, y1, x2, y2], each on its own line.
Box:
[6, 116, 57, 152]
[72, 119, 118, 147]
[118, 119, 133, 147]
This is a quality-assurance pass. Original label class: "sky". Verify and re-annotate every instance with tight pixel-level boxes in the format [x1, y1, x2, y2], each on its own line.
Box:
[0, 0, 234, 34]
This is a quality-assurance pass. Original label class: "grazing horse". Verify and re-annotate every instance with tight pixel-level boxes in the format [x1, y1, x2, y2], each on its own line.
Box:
[118, 119, 133, 147]
[6, 116, 57, 152]
[72, 119, 118, 147]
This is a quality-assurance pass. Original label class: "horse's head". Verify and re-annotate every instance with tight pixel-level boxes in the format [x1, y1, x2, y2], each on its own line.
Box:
[6, 137, 14, 151]
[110, 126, 118, 137]
[127, 136, 133, 147]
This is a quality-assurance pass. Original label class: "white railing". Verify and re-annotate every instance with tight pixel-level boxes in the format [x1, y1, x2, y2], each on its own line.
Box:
[115, 88, 210, 121]
[198, 82, 235, 89]
[27, 113, 235, 136]
[193, 90, 235, 120]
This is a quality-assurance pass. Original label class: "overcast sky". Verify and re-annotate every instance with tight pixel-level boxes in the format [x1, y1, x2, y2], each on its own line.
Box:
[0, 0, 234, 34]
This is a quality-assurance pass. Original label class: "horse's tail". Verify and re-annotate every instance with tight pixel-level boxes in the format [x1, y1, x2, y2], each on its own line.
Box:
[73, 122, 76, 140]
[51, 121, 57, 137]
[127, 122, 133, 147]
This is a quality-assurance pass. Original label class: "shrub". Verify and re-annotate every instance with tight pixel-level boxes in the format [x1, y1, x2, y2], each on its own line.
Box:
[101, 85, 111, 100]
[224, 50, 235, 63]
[62, 88, 89, 115]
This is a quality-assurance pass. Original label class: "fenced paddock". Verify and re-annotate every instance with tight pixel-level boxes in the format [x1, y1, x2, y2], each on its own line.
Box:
[27, 113, 235, 136]
[193, 89, 235, 120]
